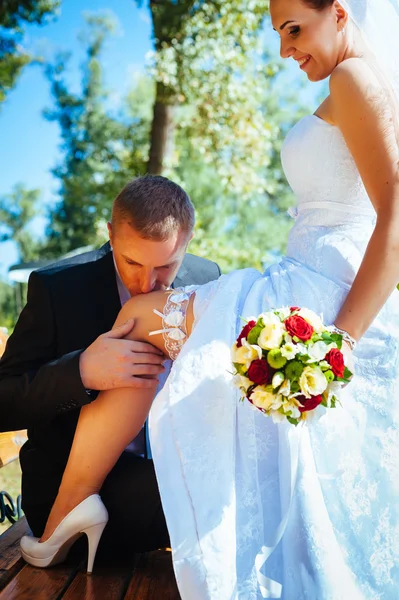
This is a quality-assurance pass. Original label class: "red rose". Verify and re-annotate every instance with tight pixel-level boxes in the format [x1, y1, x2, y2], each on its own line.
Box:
[285, 315, 314, 341]
[297, 394, 323, 413]
[247, 359, 271, 386]
[290, 306, 300, 312]
[236, 320, 257, 348]
[325, 348, 345, 378]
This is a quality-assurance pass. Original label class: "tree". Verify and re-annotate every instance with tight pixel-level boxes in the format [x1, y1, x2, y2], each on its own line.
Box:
[41, 9, 303, 270]
[43, 13, 150, 256]
[0, 279, 17, 330]
[0, 184, 43, 262]
[137, 0, 271, 177]
[0, 0, 59, 104]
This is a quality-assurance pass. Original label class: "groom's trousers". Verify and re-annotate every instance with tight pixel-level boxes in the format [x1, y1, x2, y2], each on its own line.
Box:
[22, 451, 170, 560]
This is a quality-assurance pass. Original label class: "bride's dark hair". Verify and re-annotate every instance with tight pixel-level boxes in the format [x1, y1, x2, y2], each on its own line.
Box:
[302, 0, 334, 8]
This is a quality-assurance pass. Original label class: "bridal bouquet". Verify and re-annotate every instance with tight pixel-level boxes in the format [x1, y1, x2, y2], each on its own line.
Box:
[232, 307, 353, 425]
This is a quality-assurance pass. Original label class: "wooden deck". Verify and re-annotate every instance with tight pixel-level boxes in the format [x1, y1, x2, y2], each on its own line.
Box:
[0, 517, 180, 599]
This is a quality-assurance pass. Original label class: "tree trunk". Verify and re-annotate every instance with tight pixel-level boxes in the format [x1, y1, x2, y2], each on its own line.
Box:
[147, 82, 176, 175]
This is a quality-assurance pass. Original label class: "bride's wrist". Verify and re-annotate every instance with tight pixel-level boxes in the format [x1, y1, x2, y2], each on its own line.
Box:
[331, 324, 357, 351]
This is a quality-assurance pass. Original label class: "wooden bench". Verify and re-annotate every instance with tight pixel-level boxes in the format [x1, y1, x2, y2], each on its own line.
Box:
[0, 432, 181, 599]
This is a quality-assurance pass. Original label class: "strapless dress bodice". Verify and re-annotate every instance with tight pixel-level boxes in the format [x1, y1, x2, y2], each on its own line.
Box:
[281, 115, 377, 286]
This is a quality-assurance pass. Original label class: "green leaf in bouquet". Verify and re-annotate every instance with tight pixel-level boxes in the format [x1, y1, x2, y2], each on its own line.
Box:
[287, 415, 300, 426]
[329, 395, 342, 408]
[247, 323, 264, 345]
[330, 333, 343, 349]
[298, 353, 312, 364]
[311, 333, 323, 343]
[344, 366, 353, 379]
[324, 370, 335, 383]
[233, 363, 248, 376]
[321, 332, 335, 344]
[292, 336, 301, 343]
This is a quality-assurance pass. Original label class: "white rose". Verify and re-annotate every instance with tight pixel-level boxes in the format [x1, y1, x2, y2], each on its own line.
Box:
[232, 339, 262, 367]
[299, 366, 328, 398]
[234, 374, 252, 394]
[250, 387, 280, 411]
[282, 400, 301, 419]
[297, 308, 324, 333]
[258, 312, 285, 350]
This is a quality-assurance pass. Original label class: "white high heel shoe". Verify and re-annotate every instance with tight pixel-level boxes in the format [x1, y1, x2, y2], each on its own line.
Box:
[20, 494, 108, 573]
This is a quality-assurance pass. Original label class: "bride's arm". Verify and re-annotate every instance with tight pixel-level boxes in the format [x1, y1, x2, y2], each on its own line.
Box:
[329, 58, 399, 341]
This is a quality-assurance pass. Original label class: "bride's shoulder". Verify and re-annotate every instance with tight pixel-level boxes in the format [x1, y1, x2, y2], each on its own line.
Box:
[329, 58, 382, 97]
[329, 58, 386, 116]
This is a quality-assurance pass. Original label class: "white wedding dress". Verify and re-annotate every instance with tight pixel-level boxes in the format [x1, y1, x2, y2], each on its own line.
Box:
[150, 115, 399, 599]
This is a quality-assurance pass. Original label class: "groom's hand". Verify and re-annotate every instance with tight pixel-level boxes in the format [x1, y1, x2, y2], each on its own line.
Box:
[79, 319, 165, 391]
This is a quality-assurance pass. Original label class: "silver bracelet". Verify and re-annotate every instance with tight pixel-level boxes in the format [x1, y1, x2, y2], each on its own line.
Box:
[331, 325, 357, 351]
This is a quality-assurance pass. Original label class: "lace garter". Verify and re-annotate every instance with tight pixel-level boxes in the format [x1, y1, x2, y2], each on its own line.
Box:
[149, 289, 195, 360]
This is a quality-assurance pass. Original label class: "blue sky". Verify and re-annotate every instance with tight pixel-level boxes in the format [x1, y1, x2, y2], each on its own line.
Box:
[0, 1, 323, 282]
[0, 0, 153, 279]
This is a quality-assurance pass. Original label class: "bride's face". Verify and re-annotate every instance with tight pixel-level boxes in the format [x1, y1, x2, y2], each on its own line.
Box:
[270, 0, 348, 82]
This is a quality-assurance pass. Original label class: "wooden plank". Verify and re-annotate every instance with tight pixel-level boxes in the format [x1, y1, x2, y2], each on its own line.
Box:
[62, 564, 135, 600]
[0, 518, 30, 591]
[0, 562, 81, 600]
[0, 432, 27, 469]
[123, 550, 180, 600]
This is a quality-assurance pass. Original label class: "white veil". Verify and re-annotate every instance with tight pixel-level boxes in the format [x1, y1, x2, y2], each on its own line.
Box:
[340, 0, 399, 99]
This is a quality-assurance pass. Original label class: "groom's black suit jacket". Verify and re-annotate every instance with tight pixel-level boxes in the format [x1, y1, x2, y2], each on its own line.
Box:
[0, 243, 220, 525]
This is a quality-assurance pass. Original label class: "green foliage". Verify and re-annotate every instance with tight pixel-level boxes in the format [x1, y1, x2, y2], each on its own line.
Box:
[43, 13, 150, 256]
[0, 0, 59, 103]
[39, 8, 301, 271]
[0, 279, 17, 329]
[0, 184, 44, 262]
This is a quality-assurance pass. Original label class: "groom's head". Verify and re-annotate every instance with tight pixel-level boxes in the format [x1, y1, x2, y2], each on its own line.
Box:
[108, 175, 195, 296]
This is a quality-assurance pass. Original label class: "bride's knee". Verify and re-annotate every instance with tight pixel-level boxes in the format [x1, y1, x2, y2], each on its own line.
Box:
[113, 289, 196, 356]
[114, 290, 170, 343]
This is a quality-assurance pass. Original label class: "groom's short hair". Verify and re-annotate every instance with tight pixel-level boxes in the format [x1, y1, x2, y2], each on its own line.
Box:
[112, 175, 195, 240]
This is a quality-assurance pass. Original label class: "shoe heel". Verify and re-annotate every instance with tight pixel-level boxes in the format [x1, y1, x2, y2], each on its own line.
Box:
[83, 522, 107, 574]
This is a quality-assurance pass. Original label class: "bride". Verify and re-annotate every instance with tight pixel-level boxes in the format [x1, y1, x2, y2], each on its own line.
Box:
[21, 0, 399, 598]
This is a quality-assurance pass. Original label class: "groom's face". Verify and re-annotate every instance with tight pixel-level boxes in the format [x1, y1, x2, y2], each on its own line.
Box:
[108, 221, 191, 296]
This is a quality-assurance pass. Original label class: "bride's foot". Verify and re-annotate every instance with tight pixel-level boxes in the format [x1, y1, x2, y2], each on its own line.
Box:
[20, 493, 108, 573]
[40, 486, 99, 542]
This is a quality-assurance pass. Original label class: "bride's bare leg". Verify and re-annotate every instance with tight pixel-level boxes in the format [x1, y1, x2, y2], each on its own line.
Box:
[40, 290, 195, 541]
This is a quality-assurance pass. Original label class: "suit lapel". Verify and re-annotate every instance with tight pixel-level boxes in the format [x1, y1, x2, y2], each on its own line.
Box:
[172, 262, 188, 289]
[92, 245, 122, 333]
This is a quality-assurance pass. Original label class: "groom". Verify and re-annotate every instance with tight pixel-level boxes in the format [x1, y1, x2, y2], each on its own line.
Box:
[0, 175, 220, 556]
